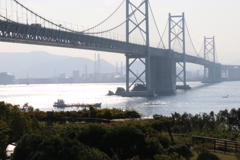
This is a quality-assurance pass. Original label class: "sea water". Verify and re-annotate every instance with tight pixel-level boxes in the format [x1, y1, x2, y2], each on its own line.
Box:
[0, 81, 239, 117]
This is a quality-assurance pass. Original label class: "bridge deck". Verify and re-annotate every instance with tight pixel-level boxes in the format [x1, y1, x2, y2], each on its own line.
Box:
[0, 20, 217, 67]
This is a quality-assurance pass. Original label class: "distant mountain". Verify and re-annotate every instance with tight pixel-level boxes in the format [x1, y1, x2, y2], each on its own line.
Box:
[0, 51, 117, 78]
[0, 51, 201, 79]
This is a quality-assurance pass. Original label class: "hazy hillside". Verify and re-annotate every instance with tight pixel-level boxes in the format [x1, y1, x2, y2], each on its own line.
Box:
[0, 51, 117, 78]
[0, 51, 201, 79]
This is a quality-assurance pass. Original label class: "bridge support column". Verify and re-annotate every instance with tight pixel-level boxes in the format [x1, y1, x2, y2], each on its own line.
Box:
[169, 13, 190, 90]
[225, 67, 240, 81]
[202, 64, 222, 83]
[150, 57, 176, 94]
[123, 0, 154, 97]
[202, 36, 222, 83]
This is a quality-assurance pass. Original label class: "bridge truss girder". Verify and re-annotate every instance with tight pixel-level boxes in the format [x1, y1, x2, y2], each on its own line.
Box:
[0, 20, 172, 55]
[0, 20, 150, 54]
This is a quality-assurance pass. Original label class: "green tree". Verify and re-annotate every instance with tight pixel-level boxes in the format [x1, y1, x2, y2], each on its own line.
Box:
[0, 120, 9, 160]
[153, 115, 174, 144]
[89, 106, 97, 117]
[216, 109, 229, 131]
[77, 123, 107, 149]
[141, 136, 164, 159]
[103, 125, 145, 159]
[12, 133, 110, 160]
[0, 101, 37, 159]
[9, 110, 31, 142]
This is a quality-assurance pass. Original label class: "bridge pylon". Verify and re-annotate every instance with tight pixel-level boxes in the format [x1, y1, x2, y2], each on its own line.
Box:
[204, 36, 215, 80]
[202, 36, 222, 83]
[169, 13, 190, 90]
[123, 0, 154, 97]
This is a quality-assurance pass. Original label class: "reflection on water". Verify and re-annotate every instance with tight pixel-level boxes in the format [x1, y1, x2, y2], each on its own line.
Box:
[0, 81, 239, 117]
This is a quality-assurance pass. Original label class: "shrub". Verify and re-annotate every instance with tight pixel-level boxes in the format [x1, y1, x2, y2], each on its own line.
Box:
[168, 144, 193, 160]
[196, 152, 220, 160]
[154, 152, 186, 160]
[236, 152, 240, 160]
[193, 146, 209, 154]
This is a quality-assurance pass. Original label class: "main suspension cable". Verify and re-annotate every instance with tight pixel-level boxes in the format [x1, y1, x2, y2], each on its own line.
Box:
[149, 1, 165, 49]
[85, 1, 144, 35]
[0, 14, 14, 22]
[82, 0, 125, 33]
[185, 20, 202, 58]
[157, 20, 168, 49]
[13, 0, 74, 32]
[198, 41, 204, 58]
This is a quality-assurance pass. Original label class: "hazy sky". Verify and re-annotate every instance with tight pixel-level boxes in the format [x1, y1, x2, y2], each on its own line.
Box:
[0, 0, 239, 65]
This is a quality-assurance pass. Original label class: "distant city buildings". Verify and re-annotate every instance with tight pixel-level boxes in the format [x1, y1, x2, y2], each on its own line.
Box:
[72, 70, 80, 78]
[0, 69, 206, 85]
[14, 67, 126, 84]
[0, 72, 15, 84]
[2, 55, 237, 85]
[59, 73, 66, 78]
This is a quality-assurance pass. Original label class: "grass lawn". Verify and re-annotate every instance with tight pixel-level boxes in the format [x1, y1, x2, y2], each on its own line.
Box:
[190, 149, 237, 160]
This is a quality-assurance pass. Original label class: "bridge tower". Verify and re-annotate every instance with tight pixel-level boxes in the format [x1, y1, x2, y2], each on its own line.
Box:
[203, 36, 222, 83]
[169, 13, 190, 89]
[204, 36, 215, 79]
[124, 0, 153, 96]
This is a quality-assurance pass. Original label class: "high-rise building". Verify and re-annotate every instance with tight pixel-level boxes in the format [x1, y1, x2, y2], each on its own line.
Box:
[72, 69, 80, 78]
[59, 73, 66, 78]
[0, 72, 15, 84]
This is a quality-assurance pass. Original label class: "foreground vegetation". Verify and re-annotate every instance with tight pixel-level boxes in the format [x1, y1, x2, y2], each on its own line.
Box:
[1, 101, 240, 160]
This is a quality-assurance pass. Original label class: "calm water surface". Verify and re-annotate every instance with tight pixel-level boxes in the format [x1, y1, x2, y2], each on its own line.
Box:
[0, 81, 239, 117]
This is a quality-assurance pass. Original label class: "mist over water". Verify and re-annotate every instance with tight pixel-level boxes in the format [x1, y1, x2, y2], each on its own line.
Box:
[0, 81, 239, 117]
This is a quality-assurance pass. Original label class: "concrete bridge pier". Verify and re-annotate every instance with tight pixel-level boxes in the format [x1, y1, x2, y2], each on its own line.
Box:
[150, 57, 176, 95]
[222, 65, 240, 81]
[202, 64, 222, 83]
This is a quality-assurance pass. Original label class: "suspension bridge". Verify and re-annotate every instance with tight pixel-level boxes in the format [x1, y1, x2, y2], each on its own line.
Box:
[0, 0, 237, 96]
